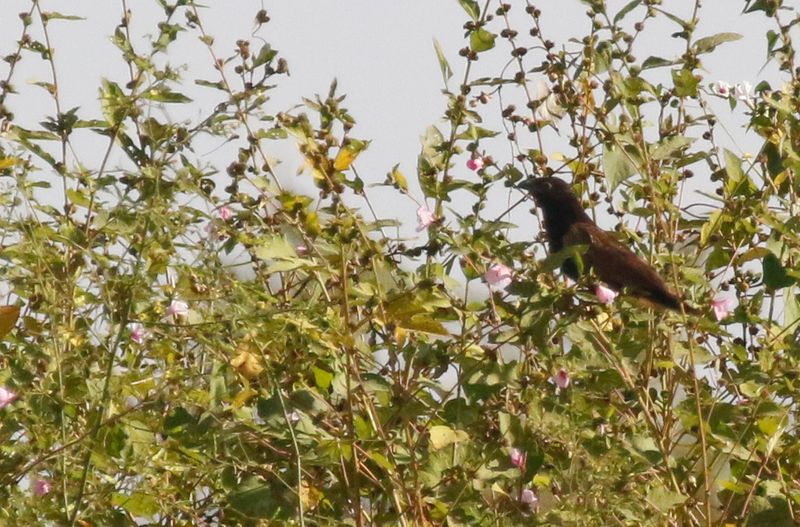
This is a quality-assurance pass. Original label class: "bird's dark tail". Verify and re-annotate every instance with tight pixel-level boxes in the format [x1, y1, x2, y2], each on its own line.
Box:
[640, 288, 700, 315]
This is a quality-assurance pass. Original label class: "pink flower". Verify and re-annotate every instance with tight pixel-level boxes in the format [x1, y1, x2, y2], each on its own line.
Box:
[295, 244, 308, 256]
[32, 479, 51, 497]
[129, 323, 147, 344]
[712, 80, 731, 97]
[595, 284, 618, 304]
[416, 205, 436, 232]
[711, 297, 736, 321]
[520, 488, 538, 509]
[167, 300, 189, 319]
[735, 81, 753, 102]
[552, 368, 570, 389]
[0, 386, 17, 409]
[218, 206, 233, 221]
[484, 263, 513, 291]
[510, 448, 527, 470]
[466, 157, 485, 171]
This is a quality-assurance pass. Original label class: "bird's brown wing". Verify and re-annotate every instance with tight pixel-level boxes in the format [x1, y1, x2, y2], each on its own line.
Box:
[564, 222, 681, 310]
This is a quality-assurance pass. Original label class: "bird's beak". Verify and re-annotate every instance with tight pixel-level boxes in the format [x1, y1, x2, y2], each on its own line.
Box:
[516, 177, 539, 194]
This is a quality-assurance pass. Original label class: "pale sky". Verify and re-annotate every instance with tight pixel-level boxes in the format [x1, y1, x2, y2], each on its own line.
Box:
[0, 1, 776, 238]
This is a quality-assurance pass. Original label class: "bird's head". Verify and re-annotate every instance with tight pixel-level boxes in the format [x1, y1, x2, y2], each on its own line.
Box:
[517, 177, 575, 206]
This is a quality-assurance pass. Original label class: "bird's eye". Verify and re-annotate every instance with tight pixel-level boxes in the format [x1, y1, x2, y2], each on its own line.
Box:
[542, 180, 552, 189]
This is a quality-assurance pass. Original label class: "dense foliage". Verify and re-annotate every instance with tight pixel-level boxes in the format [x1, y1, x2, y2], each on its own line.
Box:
[0, 1, 799, 525]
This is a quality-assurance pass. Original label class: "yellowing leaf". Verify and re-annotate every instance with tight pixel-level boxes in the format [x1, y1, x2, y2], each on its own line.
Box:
[393, 327, 408, 346]
[300, 480, 323, 510]
[231, 348, 263, 379]
[232, 388, 257, 408]
[387, 164, 408, 192]
[400, 315, 449, 336]
[333, 139, 369, 171]
[0, 306, 20, 339]
[0, 157, 21, 170]
[429, 425, 469, 450]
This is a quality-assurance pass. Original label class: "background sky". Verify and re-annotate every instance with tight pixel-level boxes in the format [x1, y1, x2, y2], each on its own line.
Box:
[0, 1, 777, 239]
[0, 0, 783, 395]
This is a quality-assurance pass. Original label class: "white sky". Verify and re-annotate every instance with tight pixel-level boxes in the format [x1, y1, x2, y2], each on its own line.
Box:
[0, 1, 778, 237]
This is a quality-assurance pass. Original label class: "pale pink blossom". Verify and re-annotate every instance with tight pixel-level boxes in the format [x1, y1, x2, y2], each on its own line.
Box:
[204, 221, 222, 240]
[712, 80, 732, 97]
[167, 300, 189, 319]
[595, 284, 618, 304]
[735, 81, 754, 102]
[520, 488, 538, 509]
[484, 264, 513, 291]
[288, 411, 300, 423]
[416, 205, 436, 232]
[31, 479, 51, 497]
[711, 297, 736, 321]
[295, 244, 308, 256]
[0, 386, 17, 409]
[129, 323, 147, 344]
[218, 206, 233, 221]
[552, 368, 570, 389]
[510, 448, 527, 470]
[466, 157, 485, 171]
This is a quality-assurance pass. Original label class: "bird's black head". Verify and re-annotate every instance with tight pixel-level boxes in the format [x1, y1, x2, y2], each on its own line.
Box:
[517, 177, 575, 206]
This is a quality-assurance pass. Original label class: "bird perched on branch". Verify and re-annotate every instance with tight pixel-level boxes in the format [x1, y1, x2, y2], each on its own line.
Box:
[518, 177, 689, 312]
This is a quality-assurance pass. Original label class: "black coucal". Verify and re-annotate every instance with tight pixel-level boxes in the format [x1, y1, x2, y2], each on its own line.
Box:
[519, 177, 688, 312]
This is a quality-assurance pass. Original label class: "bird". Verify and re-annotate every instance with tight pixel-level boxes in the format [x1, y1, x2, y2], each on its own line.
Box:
[518, 176, 689, 312]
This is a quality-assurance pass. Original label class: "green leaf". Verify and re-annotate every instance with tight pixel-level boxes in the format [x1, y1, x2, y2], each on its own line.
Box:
[42, 12, 85, 21]
[7, 126, 58, 168]
[66, 188, 91, 208]
[458, 0, 481, 20]
[641, 56, 674, 70]
[766, 30, 780, 58]
[674, 150, 709, 168]
[784, 286, 800, 329]
[252, 44, 278, 68]
[265, 259, 314, 273]
[142, 87, 192, 103]
[602, 145, 636, 191]
[429, 425, 469, 450]
[658, 9, 691, 30]
[433, 39, 453, 83]
[228, 478, 291, 519]
[470, 29, 496, 53]
[256, 127, 288, 140]
[312, 366, 333, 390]
[112, 492, 160, 517]
[650, 136, 694, 160]
[456, 124, 500, 141]
[723, 149, 755, 196]
[693, 32, 742, 54]
[195, 79, 226, 90]
[254, 236, 297, 260]
[763, 253, 795, 290]
[613, 0, 642, 23]
[672, 68, 699, 97]
[745, 0, 778, 15]
[647, 488, 687, 512]
[100, 79, 129, 125]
